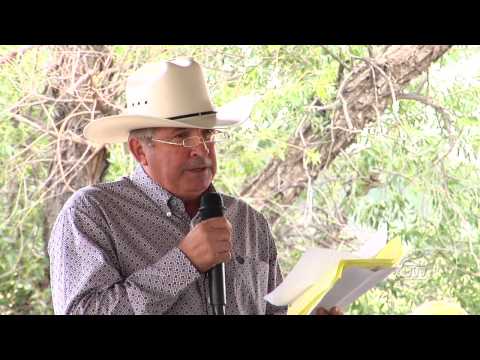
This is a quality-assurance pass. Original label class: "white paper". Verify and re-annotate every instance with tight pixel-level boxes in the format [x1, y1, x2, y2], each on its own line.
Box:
[264, 248, 359, 306]
[265, 222, 395, 310]
[353, 223, 388, 258]
[311, 266, 396, 312]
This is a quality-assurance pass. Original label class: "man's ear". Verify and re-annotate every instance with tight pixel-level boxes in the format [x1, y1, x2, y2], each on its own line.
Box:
[128, 137, 149, 166]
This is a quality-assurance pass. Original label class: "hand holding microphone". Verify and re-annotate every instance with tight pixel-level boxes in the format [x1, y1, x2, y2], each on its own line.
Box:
[178, 193, 230, 314]
[178, 216, 232, 273]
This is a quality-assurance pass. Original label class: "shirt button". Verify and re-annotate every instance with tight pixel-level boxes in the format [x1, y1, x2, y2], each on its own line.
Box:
[166, 211, 172, 217]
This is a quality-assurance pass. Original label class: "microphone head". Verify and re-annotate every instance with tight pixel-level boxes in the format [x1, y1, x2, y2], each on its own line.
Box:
[199, 192, 225, 220]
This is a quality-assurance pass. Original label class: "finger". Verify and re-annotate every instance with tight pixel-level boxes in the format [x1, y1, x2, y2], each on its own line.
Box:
[204, 217, 228, 227]
[315, 307, 329, 315]
[205, 226, 232, 240]
[329, 306, 343, 315]
[217, 250, 232, 263]
[197, 218, 225, 233]
[224, 218, 233, 232]
[215, 240, 233, 253]
[209, 230, 232, 245]
[208, 219, 233, 234]
[196, 217, 219, 228]
[202, 227, 232, 245]
[223, 233, 233, 245]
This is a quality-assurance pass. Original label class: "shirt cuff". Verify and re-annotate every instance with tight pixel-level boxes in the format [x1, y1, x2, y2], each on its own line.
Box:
[152, 247, 201, 294]
[173, 246, 201, 277]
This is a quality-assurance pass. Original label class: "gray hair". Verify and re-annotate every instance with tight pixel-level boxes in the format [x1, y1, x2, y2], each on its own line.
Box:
[128, 128, 158, 147]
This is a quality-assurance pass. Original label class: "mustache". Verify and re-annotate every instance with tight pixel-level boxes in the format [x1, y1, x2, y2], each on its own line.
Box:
[183, 157, 213, 171]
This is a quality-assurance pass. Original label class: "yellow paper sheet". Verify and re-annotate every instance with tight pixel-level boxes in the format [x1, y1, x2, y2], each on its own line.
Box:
[288, 237, 404, 315]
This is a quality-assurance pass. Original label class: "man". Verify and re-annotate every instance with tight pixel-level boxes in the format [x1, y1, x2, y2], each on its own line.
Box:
[48, 57, 342, 315]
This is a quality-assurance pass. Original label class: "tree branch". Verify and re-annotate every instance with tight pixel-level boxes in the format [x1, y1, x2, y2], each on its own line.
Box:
[0, 45, 37, 66]
[241, 45, 452, 226]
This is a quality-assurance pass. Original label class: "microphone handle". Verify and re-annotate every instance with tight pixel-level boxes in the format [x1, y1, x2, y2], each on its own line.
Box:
[199, 192, 227, 315]
[208, 262, 226, 315]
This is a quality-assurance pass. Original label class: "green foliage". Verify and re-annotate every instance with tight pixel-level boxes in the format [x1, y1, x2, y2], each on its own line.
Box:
[294, 46, 480, 314]
[1, 45, 479, 315]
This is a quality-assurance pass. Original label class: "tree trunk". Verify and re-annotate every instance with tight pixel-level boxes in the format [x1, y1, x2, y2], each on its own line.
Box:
[42, 45, 120, 251]
[240, 45, 452, 226]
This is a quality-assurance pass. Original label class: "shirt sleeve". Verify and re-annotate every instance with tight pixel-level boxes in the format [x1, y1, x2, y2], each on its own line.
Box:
[48, 200, 201, 315]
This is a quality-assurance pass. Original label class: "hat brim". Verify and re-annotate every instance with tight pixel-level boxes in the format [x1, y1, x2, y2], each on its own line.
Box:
[83, 95, 260, 145]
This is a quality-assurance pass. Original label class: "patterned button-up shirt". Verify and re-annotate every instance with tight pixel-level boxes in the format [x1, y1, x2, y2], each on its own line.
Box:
[48, 165, 287, 315]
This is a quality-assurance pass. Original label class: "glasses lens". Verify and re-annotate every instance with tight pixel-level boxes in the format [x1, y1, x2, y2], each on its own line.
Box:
[181, 132, 230, 147]
[211, 132, 229, 143]
[183, 137, 200, 147]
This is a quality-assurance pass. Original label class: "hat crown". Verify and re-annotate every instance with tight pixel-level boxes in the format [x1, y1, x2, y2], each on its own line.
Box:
[83, 57, 258, 144]
[125, 57, 214, 118]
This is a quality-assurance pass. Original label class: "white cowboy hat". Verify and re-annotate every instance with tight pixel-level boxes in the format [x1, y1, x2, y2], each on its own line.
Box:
[83, 57, 259, 145]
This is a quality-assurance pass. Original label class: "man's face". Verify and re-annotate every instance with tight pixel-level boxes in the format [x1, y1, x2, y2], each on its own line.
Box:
[131, 127, 217, 201]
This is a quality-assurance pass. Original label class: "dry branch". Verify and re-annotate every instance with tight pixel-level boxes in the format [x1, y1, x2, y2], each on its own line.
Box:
[241, 45, 452, 226]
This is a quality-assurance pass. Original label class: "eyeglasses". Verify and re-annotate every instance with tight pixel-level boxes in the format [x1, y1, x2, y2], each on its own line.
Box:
[150, 130, 229, 148]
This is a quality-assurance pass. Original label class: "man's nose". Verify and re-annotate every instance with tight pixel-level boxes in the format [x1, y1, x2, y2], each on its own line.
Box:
[190, 138, 210, 156]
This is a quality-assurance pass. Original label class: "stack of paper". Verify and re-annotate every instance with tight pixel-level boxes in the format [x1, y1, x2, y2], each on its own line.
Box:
[265, 237, 404, 315]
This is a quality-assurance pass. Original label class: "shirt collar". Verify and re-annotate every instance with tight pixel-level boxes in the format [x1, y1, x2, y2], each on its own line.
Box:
[128, 164, 217, 218]
[129, 164, 173, 209]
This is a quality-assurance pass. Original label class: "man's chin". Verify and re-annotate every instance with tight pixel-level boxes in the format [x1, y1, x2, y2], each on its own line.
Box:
[184, 167, 213, 180]
[182, 172, 213, 193]
[181, 185, 212, 202]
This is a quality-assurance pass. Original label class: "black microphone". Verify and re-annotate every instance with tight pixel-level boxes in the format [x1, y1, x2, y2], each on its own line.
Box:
[199, 192, 227, 315]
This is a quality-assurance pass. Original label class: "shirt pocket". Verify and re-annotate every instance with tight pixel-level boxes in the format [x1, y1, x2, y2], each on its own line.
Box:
[231, 255, 270, 314]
